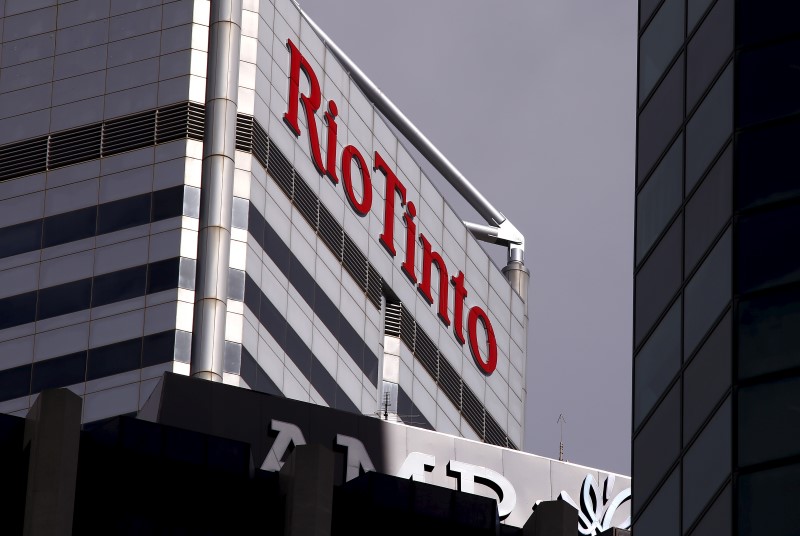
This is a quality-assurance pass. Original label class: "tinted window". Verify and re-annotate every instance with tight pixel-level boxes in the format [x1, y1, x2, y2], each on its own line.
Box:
[738, 203, 800, 294]
[739, 287, 800, 379]
[639, 0, 684, 103]
[640, 0, 664, 29]
[147, 257, 180, 294]
[223, 341, 241, 374]
[0, 365, 31, 402]
[739, 376, 800, 467]
[686, 64, 732, 191]
[737, 120, 800, 210]
[232, 197, 248, 230]
[684, 311, 731, 441]
[97, 193, 151, 235]
[683, 397, 731, 526]
[635, 219, 682, 344]
[0, 219, 42, 258]
[687, 0, 714, 31]
[738, 1, 800, 47]
[31, 351, 86, 392]
[92, 265, 147, 307]
[0, 291, 37, 330]
[183, 185, 200, 219]
[37, 278, 92, 320]
[739, 462, 800, 536]
[636, 137, 683, 263]
[634, 468, 679, 536]
[178, 257, 196, 290]
[685, 144, 732, 272]
[87, 338, 142, 380]
[738, 39, 800, 128]
[635, 299, 681, 428]
[686, 0, 733, 109]
[42, 206, 97, 248]
[228, 268, 245, 301]
[633, 383, 680, 503]
[638, 56, 685, 181]
[142, 330, 176, 368]
[684, 227, 731, 354]
[152, 185, 184, 221]
[690, 484, 731, 536]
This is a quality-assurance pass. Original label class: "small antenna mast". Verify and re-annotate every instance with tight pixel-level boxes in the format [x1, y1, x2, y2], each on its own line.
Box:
[383, 391, 391, 420]
[557, 414, 567, 461]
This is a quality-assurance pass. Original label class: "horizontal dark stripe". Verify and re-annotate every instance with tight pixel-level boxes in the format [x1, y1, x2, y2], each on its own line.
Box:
[247, 204, 379, 387]
[240, 346, 282, 397]
[397, 386, 433, 430]
[0, 184, 193, 261]
[243, 274, 360, 414]
[0, 330, 179, 403]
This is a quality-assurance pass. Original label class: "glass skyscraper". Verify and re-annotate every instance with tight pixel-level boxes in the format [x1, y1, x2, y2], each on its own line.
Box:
[634, 1, 800, 534]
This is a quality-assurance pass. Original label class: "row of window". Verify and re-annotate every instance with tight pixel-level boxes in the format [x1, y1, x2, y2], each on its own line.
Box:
[0, 185, 196, 260]
[0, 330, 177, 402]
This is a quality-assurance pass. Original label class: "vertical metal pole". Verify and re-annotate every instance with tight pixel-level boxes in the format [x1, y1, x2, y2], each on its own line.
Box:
[190, 0, 242, 382]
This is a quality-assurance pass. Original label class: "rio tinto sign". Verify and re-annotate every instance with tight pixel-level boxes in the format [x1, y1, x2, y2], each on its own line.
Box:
[283, 39, 499, 374]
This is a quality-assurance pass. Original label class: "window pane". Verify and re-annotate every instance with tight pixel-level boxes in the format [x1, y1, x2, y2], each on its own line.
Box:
[639, 0, 684, 103]
[0, 219, 42, 259]
[147, 257, 180, 294]
[634, 468, 679, 536]
[738, 39, 800, 128]
[638, 55, 685, 182]
[683, 397, 731, 526]
[737, 203, 800, 294]
[152, 185, 184, 221]
[686, 64, 732, 191]
[91, 265, 147, 307]
[37, 278, 92, 320]
[739, 376, 800, 467]
[739, 462, 800, 536]
[684, 311, 731, 442]
[0, 365, 31, 402]
[97, 193, 151, 235]
[87, 338, 142, 380]
[739, 287, 800, 379]
[640, 0, 664, 28]
[31, 352, 86, 393]
[142, 330, 176, 368]
[684, 227, 731, 355]
[42, 206, 97, 248]
[0, 292, 37, 330]
[685, 144, 732, 272]
[687, 0, 714, 31]
[633, 383, 680, 503]
[686, 0, 733, 109]
[737, 120, 800, 210]
[635, 298, 681, 428]
[636, 137, 683, 264]
[738, 1, 800, 48]
[635, 219, 682, 345]
[689, 483, 731, 536]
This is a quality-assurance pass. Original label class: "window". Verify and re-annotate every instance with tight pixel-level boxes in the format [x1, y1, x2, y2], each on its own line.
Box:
[87, 339, 142, 380]
[686, 64, 732, 191]
[689, 484, 731, 536]
[92, 265, 147, 307]
[634, 468, 679, 536]
[42, 206, 97, 248]
[684, 311, 731, 441]
[638, 56, 684, 181]
[686, 0, 733, 109]
[151, 185, 184, 221]
[634, 299, 681, 428]
[636, 137, 683, 263]
[639, 0, 684, 103]
[738, 462, 800, 536]
[97, 193, 151, 235]
[739, 376, 800, 467]
[739, 287, 800, 379]
[31, 351, 86, 392]
[738, 1, 800, 47]
[683, 397, 731, 526]
[687, 0, 714, 31]
[147, 257, 180, 294]
[635, 219, 682, 345]
[685, 144, 731, 272]
[37, 278, 92, 320]
[142, 331, 176, 368]
[737, 203, 800, 294]
[0, 292, 36, 330]
[684, 227, 731, 355]
[633, 383, 680, 503]
[0, 365, 31, 402]
[738, 39, 800, 128]
[0, 219, 42, 259]
[737, 120, 800, 210]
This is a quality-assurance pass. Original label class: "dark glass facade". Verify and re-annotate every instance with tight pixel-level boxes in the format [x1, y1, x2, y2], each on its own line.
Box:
[634, 1, 800, 534]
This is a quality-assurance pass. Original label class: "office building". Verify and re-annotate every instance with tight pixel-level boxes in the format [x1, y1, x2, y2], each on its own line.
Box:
[634, 0, 800, 534]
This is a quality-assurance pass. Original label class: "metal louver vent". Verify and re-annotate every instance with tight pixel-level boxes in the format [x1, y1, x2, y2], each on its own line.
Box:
[236, 114, 253, 152]
[384, 301, 401, 337]
[438, 359, 462, 409]
[318, 204, 343, 260]
[186, 102, 205, 140]
[462, 387, 485, 439]
[102, 110, 156, 156]
[293, 174, 318, 229]
[49, 124, 102, 169]
[415, 330, 438, 380]
[0, 135, 47, 181]
[267, 142, 293, 198]
[485, 412, 509, 448]
[156, 102, 204, 143]
[342, 234, 368, 292]
[399, 305, 416, 350]
[366, 263, 383, 309]
[252, 120, 269, 167]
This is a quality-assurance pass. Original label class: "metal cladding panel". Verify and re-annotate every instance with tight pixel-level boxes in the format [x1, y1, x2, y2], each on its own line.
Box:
[152, 373, 630, 532]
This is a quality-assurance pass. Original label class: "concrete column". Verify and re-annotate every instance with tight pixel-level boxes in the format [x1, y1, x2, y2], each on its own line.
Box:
[22, 389, 82, 536]
[190, 0, 243, 382]
[279, 444, 335, 536]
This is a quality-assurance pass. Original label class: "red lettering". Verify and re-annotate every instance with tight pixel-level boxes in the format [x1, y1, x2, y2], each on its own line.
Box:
[451, 271, 468, 345]
[375, 151, 406, 257]
[283, 39, 326, 175]
[418, 234, 450, 326]
[467, 306, 497, 375]
[401, 202, 417, 283]
[324, 100, 339, 184]
[341, 145, 372, 216]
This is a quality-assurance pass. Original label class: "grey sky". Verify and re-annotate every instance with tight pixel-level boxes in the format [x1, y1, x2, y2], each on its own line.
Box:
[298, 0, 637, 474]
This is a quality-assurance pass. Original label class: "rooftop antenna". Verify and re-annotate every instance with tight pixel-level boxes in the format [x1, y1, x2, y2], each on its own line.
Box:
[557, 414, 567, 461]
[382, 391, 391, 420]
